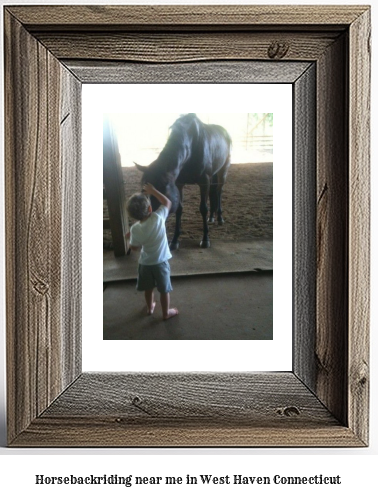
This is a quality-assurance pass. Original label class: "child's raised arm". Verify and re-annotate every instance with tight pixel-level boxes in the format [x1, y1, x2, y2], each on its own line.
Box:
[142, 183, 172, 211]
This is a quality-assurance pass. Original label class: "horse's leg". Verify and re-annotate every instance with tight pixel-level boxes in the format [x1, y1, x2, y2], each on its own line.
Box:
[199, 177, 211, 248]
[216, 162, 230, 225]
[169, 184, 183, 251]
[208, 175, 217, 223]
[216, 183, 225, 225]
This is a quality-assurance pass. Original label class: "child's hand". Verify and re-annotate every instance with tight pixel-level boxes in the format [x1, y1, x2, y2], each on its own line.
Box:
[142, 183, 155, 195]
[125, 231, 131, 240]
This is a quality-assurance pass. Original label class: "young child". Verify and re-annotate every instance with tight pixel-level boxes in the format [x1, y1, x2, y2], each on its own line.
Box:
[126, 183, 178, 320]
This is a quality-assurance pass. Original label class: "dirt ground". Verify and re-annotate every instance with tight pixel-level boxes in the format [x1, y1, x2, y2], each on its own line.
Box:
[104, 163, 273, 248]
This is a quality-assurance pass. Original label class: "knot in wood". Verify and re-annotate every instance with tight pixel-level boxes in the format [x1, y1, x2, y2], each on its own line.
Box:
[132, 396, 142, 406]
[277, 406, 300, 417]
[131, 395, 153, 415]
[359, 376, 367, 387]
[33, 280, 49, 295]
[353, 361, 368, 389]
[268, 41, 289, 59]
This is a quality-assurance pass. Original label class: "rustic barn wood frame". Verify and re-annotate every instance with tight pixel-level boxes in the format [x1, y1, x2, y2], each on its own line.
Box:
[4, 5, 370, 447]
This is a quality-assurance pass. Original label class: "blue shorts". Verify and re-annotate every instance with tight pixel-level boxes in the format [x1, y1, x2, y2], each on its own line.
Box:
[137, 261, 173, 294]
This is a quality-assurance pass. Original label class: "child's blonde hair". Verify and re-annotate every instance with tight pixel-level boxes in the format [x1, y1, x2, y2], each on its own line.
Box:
[126, 193, 151, 221]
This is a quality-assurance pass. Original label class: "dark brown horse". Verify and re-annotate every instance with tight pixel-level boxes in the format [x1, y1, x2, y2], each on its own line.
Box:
[135, 113, 231, 249]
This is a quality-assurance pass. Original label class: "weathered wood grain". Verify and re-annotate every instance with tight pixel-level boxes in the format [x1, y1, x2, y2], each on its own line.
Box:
[66, 60, 311, 84]
[12, 421, 364, 448]
[6, 5, 367, 30]
[11, 373, 363, 447]
[60, 65, 82, 388]
[5, 12, 49, 439]
[40, 373, 337, 422]
[348, 9, 371, 445]
[5, 12, 62, 441]
[293, 64, 317, 390]
[4, 11, 81, 443]
[316, 34, 349, 426]
[36, 32, 339, 63]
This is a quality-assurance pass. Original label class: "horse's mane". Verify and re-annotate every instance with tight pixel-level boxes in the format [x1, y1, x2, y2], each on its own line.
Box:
[170, 113, 201, 139]
[155, 114, 202, 172]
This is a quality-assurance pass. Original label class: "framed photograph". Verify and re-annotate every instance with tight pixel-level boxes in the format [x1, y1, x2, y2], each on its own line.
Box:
[97, 90, 288, 354]
[4, 5, 370, 447]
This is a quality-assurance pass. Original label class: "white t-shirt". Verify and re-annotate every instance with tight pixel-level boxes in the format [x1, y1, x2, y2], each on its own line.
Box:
[130, 205, 172, 265]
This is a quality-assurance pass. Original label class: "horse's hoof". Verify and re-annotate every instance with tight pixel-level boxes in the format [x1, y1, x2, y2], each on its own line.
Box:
[208, 217, 215, 224]
[200, 240, 210, 249]
[170, 242, 179, 251]
[218, 218, 224, 225]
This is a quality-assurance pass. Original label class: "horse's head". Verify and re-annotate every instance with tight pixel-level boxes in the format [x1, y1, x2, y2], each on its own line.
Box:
[135, 162, 179, 214]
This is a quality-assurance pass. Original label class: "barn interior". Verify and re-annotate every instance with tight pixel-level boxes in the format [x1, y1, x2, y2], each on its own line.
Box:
[103, 113, 273, 340]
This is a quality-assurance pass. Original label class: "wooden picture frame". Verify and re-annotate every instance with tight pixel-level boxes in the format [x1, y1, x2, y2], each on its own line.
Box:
[4, 5, 370, 447]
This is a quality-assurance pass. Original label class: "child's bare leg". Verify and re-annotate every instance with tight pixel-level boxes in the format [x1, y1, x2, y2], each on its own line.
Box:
[144, 289, 156, 315]
[160, 292, 178, 320]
